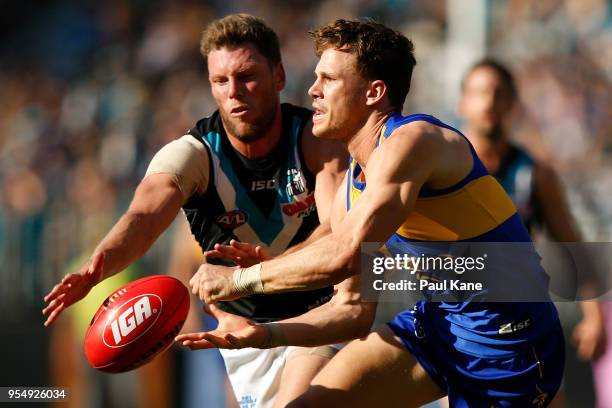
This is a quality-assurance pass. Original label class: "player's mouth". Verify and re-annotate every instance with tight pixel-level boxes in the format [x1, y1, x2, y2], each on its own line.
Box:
[230, 105, 250, 117]
[312, 106, 325, 122]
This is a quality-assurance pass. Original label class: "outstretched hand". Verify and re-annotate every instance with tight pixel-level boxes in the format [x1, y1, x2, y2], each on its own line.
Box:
[573, 313, 607, 361]
[204, 240, 272, 267]
[42, 252, 105, 327]
[175, 304, 269, 349]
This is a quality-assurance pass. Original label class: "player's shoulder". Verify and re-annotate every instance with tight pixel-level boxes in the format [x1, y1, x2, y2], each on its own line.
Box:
[384, 118, 443, 154]
[149, 134, 209, 172]
[168, 134, 207, 153]
[385, 112, 453, 143]
[370, 115, 456, 177]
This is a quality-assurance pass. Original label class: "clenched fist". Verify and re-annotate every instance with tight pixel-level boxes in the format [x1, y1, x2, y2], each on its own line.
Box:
[189, 263, 239, 303]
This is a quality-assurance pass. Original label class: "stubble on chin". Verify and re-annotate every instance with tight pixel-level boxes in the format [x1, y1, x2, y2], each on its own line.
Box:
[220, 104, 277, 143]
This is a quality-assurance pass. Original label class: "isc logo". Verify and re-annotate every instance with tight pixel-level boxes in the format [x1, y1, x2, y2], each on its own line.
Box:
[251, 179, 276, 191]
[103, 294, 162, 348]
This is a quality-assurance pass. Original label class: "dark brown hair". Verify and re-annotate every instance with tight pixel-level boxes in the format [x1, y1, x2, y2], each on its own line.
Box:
[462, 59, 517, 100]
[310, 19, 416, 110]
[201, 14, 281, 64]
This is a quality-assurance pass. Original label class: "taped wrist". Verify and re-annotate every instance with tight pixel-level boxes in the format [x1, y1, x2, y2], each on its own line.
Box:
[232, 264, 265, 296]
[260, 323, 287, 348]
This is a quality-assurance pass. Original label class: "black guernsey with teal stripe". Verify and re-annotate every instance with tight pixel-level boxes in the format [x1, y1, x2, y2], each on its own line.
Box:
[184, 103, 332, 322]
[494, 146, 538, 232]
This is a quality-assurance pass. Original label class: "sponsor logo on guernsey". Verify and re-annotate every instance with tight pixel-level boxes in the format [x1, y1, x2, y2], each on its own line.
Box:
[103, 294, 162, 348]
[498, 317, 532, 335]
[282, 192, 316, 218]
[217, 210, 249, 229]
[286, 168, 306, 197]
[250, 179, 277, 191]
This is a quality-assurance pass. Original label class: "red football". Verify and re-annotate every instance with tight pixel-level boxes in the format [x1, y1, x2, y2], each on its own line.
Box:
[84, 275, 190, 373]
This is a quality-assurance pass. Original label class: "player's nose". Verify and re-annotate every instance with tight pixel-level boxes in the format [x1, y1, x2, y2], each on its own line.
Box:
[228, 77, 244, 99]
[308, 79, 322, 99]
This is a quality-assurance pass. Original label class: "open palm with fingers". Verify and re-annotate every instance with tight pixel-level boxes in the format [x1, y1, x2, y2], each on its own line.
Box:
[175, 303, 269, 349]
[203, 239, 272, 267]
[42, 252, 105, 326]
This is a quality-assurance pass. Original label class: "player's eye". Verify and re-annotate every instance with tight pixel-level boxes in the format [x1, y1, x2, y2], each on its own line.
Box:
[237, 72, 255, 82]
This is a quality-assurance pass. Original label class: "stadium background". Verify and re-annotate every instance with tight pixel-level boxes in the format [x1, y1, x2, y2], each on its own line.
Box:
[1, 0, 610, 407]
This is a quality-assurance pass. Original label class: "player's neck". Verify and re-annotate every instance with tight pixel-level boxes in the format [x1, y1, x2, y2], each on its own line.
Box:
[226, 109, 283, 160]
[348, 110, 394, 167]
[466, 126, 510, 173]
[469, 129, 509, 155]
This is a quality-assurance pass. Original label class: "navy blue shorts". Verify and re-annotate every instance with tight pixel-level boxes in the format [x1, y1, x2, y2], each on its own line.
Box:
[387, 306, 565, 408]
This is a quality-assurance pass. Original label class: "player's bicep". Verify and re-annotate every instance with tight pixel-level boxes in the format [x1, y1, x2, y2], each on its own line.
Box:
[343, 180, 419, 243]
[128, 173, 184, 225]
[337, 129, 434, 244]
[145, 135, 210, 201]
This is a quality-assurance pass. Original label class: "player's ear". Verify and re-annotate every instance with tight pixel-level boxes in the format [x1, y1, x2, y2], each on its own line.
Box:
[274, 62, 286, 92]
[365, 79, 387, 107]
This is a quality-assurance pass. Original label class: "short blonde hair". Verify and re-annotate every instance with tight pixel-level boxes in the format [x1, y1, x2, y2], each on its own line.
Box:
[201, 14, 281, 64]
[310, 19, 416, 110]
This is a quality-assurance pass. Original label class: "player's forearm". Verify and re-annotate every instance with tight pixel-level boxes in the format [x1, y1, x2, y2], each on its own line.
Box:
[265, 298, 375, 347]
[260, 232, 358, 293]
[580, 301, 605, 324]
[88, 174, 183, 282]
[93, 211, 171, 280]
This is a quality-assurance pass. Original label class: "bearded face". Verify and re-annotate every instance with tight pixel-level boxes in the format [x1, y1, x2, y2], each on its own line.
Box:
[208, 44, 284, 142]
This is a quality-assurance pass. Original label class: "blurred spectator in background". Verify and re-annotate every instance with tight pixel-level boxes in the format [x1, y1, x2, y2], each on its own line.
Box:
[459, 58, 607, 408]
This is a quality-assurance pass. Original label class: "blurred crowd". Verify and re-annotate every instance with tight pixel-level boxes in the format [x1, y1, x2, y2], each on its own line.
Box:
[1, 0, 611, 406]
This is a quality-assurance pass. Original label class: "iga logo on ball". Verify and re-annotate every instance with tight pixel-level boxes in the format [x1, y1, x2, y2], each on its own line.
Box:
[85, 275, 189, 373]
[103, 294, 162, 347]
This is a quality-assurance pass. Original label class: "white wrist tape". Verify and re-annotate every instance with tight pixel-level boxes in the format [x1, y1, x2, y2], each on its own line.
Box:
[260, 323, 287, 349]
[232, 264, 265, 296]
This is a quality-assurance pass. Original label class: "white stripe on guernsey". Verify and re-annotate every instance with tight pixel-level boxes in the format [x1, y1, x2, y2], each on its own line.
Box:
[265, 209, 302, 256]
[262, 117, 306, 255]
